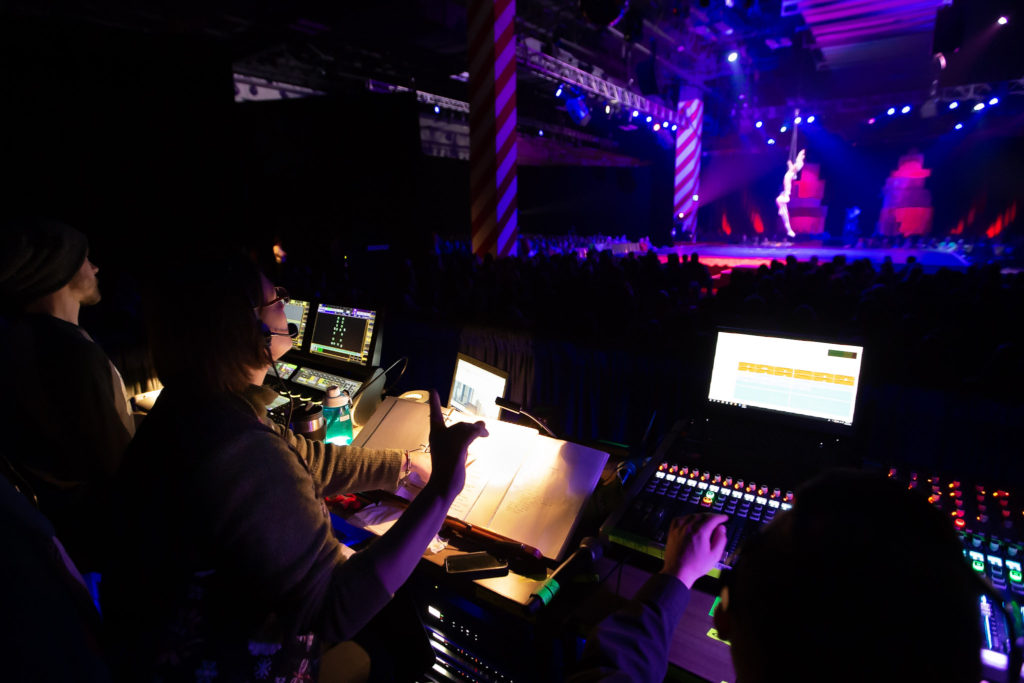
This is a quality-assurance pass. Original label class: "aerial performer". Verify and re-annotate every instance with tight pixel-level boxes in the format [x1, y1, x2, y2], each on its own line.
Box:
[776, 109, 804, 239]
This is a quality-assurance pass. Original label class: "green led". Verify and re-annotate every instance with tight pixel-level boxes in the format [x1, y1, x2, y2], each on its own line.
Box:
[709, 595, 722, 617]
[1012, 570, 1023, 583]
[973, 560, 986, 572]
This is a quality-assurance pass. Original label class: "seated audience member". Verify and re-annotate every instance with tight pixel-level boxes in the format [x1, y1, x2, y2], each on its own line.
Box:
[0, 218, 134, 571]
[102, 250, 487, 682]
[573, 470, 982, 683]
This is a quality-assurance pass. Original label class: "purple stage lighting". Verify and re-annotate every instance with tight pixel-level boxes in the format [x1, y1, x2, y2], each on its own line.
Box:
[949, 101, 959, 110]
[780, 125, 788, 132]
[989, 97, 999, 106]
[794, 116, 802, 125]
[767, 138, 776, 145]
[998, 16, 1008, 25]
[670, 124, 678, 131]
[955, 123, 963, 130]
[646, 115, 653, 123]
[901, 105, 911, 114]
[887, 107, 896, 116]
[868, 117, 877, 124]
[807, 115, 815, 123]
[727, 51, 739, 63]
[755, 120, 763, 128]
[974, 102, 986, 111]
[433, 105, 440, 114]
[632, 110, 639, 118]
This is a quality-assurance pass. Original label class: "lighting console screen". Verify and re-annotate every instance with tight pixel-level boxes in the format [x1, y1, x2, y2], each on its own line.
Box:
[284, 299, 310, 350]
[309, 305, 376, 366]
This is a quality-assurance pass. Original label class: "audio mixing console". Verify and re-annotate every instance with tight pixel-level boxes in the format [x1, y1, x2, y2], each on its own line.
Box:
[603, 432, 1024, 680]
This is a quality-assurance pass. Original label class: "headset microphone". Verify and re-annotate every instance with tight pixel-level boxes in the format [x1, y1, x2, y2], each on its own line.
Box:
[267, 323, 299, 338]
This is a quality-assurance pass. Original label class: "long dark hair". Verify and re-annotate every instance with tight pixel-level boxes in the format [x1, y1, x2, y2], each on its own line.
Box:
[145, 249, 269, 395]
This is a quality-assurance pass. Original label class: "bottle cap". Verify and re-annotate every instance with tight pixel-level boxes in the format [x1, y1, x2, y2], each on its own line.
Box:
[324, 385, 344, 407]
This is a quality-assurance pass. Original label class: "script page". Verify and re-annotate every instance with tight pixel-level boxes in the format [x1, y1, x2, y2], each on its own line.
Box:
[353, 398, 608, 560]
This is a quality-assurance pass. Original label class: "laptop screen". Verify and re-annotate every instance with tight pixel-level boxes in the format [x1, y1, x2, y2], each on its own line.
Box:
[448, 353, 508, 420]
[708, 329, 864, 427]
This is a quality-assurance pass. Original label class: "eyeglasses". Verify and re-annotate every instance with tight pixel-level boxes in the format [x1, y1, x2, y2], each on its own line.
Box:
[259, 286, 290, 309]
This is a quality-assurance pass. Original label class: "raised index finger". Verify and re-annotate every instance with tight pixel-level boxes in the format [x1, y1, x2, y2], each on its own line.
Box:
[428, 389, 446, 431]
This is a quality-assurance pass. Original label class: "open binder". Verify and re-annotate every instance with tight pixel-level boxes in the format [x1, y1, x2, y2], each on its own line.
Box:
[352, 397, 609, 562]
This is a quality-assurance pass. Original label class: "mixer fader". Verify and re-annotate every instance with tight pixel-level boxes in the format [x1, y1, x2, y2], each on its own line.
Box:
[605, 460, 793, 569]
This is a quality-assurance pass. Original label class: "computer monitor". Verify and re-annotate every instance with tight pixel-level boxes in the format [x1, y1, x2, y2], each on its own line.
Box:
[448, 353, 508, 420]
[708, 329, 864, 428]
[284, 299, 310, 351]
[308, 304, 377, 366]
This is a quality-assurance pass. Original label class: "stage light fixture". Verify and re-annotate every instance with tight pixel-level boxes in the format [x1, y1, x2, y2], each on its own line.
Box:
[566, 95, 591, 126]
[955, 123, 963, 130]
[767, 138, 776, 145]
[433, 105, 440, 114]
[555, 85, 563, 97]
[998, 16, 1008, 25]
[605, 104, 611, 114]
[539, 130, 544, 136]
[807, 115, 815, 123]
[755, 120, 763, 128]
[794, 116, 802, 125]
[663, 121, 670, 127]
[989, 97, 999, 106]
[653, 123, 661, 131]
[632, 110, 639, 118]
[692, 194, 700, 202]
[901, 105, 911, 114]
[974, 102, 986, 111]
[646, 115, 653, 123]
[780, 125, 788, 132]
[728, 51, 739, 63]
[887, 107, 896, 116]
[949, 101, 959, 110]
[868, 117, 877, 124]
[671, 124, 678, 131]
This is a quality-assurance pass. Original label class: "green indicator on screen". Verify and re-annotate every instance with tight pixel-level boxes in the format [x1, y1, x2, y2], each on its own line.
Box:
[827, 349, 858, 359]
[1012, 570, 1023, 583]
[973, 560, 986, 572]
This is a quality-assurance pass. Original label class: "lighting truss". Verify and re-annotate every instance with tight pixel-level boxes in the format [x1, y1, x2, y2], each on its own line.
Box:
[517, 44, 684, 128]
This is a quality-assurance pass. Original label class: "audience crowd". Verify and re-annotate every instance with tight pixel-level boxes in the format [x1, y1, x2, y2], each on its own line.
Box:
[272, 234, 1023, 400]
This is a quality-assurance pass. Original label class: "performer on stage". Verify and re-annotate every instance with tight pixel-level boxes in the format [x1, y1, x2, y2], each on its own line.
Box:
[776, 148, 805, 240]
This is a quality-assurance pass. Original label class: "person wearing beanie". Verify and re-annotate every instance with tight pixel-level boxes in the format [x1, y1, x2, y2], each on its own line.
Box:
[0, 218, 134, 573]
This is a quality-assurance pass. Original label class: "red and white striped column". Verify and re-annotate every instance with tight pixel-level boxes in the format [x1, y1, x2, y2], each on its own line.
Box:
[468, 0, 519, 258]
[674, 98, 704, 236]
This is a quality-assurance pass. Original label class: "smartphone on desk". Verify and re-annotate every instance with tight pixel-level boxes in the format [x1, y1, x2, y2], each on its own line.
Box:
[444, 551, 510, 579]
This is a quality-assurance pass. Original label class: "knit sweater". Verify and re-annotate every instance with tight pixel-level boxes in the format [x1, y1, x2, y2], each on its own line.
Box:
[102, 383, 407, 682]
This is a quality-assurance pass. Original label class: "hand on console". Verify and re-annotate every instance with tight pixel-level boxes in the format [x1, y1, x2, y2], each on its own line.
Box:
[659, 513, 729, 588]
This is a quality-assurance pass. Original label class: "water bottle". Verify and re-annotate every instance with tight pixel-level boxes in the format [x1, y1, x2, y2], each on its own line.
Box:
[324, 385, 353, 445]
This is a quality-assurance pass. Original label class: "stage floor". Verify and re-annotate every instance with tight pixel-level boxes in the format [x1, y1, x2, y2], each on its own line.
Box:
[653, 241, 971, 272]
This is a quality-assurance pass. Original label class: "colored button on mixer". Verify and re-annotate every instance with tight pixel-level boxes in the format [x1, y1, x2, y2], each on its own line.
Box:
[1011, 570, 1022, 583]
[973, 559, 986, 572]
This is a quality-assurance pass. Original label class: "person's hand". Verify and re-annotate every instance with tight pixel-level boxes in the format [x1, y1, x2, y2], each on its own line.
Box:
[425, 390, 488, 501]
[660, 514, 728, 588]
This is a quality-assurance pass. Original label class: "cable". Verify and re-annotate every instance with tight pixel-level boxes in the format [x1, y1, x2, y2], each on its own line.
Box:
[348, 356, 409, 405]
